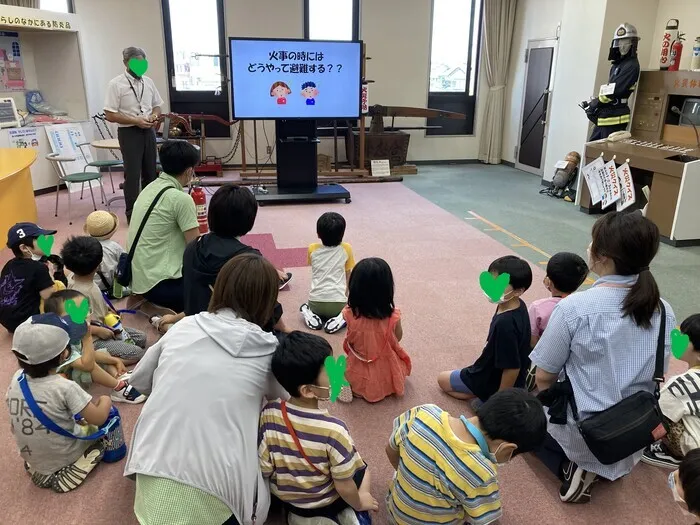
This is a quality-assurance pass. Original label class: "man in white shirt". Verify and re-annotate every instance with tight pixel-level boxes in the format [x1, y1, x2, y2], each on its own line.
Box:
[104, 47, 164, 223]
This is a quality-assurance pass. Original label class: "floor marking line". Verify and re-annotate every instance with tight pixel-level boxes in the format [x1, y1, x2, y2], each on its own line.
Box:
[468, 211, 552, 259]
[467, 211, 595, 285]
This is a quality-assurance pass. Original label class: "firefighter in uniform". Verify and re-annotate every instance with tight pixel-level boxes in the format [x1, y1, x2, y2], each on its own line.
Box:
[581, 23, 641, 140]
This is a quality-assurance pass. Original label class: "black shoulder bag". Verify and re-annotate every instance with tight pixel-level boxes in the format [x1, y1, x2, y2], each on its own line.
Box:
[570, 302, 668, 465]
[115, 187, 173, 287]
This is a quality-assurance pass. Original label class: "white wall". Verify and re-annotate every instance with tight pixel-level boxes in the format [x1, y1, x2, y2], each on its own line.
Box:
[650, 0, 700, 71]
[74, 0, 170, 119]
[542, 0, 607, 182]
[501, 0, 563, 164]
[594, 0, 658, 92]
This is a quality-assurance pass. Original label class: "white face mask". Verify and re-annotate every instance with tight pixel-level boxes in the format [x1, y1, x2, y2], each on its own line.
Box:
[487, 289, 515, 305]
[490, 442, 515, 465]
[668, 471, 694, 516]
[22, 246, 43, 262]
[586, 243, 596, 274]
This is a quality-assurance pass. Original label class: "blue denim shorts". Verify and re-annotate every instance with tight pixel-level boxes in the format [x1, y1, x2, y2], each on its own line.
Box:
[449, 370, 474, 394]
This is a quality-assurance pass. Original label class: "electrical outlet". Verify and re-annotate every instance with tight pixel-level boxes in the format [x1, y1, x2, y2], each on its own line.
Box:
[266, 146, 272, 155]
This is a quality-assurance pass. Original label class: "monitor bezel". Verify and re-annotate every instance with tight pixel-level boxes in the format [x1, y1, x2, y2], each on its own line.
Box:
[228, 36, 363, 121]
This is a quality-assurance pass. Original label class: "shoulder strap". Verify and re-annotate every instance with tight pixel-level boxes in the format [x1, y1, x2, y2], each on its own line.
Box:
[127, 186, 174, 263]
[653, 302, 667, 395]
[97, 270, 111, 291]
[17, 372, 116, 441]
[280, 401, 324, 475]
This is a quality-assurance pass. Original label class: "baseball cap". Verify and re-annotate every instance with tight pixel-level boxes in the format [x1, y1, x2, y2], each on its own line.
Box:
[12, 313, 87, 365]
[6, 222, 57, 249]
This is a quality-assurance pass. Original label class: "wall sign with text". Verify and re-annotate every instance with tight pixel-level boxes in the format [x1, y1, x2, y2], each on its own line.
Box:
[0, 15, 72, 31]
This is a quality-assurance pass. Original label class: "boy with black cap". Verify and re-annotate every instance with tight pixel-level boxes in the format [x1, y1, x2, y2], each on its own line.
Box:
[0, 222, 58, 333]
[6, 313, 112, 492]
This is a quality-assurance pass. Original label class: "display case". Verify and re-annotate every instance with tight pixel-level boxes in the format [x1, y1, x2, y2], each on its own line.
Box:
[0, 5, 92, 192]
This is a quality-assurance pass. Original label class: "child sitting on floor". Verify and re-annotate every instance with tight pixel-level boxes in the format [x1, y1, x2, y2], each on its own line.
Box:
[385, 389, 547, 525]
[44, 289, 145, 404]
[61, 236, 147, 364]
[6, 313, 113, 493]
[300, 212, 355, 334]
[342, 257, 411, 403]
[525, 252, 588, 391]
[668, 449, 700, 520]
[259, 331, 379, 525]
[438, 255, 532, 404]
[643, 314, 700, 469]
[0, 222, 61, 333]
[84, 211, 126, 295]
[176, 184, 288, 333]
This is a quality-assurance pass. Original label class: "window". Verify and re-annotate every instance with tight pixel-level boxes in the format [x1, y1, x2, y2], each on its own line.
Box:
[427, 0, 482, 135]
[40, 0, 72, 13]
[161, 0, 230, 137]
[304, 0, 360, 138]
[167, 0, 221, 92]
[304, 0, 359, 42]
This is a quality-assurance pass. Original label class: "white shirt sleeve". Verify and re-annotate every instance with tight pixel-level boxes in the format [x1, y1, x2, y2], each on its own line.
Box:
[104, 79, 121, 113]
[150, 79, 164, 108]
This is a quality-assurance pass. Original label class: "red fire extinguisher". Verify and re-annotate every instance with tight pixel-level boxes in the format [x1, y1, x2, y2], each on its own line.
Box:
[660, 19, 680, 70]
[669, 33, 685, 71]
[191, 183, 208, 234]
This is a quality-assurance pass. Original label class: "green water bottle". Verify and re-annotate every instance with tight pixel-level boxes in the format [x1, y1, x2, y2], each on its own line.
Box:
[113, 279, 124, 299]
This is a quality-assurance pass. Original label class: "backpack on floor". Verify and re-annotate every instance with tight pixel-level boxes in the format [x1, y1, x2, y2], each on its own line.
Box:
[540, 151, 581, 199]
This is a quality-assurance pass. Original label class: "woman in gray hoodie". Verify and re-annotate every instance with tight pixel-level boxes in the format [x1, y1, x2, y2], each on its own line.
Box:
[125, 254, 287, 525]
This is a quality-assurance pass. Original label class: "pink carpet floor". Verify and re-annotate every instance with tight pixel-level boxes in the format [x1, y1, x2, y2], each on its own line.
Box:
[0, 180, 692, 524]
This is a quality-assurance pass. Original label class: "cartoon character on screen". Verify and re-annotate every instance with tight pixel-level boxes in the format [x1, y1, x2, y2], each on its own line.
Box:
[270, 81, 291, 105]
[301, 81, 319, 105]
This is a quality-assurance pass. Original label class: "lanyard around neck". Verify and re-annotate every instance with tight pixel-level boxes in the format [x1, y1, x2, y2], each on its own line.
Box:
[460, 416, 491, 458]
[125, 73, 145, 110]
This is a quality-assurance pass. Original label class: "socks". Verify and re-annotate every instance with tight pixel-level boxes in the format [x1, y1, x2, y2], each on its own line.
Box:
[113, 379, 126, 391]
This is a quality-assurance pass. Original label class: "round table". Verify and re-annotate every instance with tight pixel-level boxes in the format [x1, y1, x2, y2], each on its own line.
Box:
[91, 138, 121, 150]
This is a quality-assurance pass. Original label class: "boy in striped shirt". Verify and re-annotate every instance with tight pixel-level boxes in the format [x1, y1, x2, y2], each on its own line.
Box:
[259, 331, 378, 524]
[385, 389, 546, 525]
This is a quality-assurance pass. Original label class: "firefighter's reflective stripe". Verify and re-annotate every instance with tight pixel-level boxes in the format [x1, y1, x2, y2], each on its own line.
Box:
[599, 94, 614, 103]
[597, 114, 631, 126]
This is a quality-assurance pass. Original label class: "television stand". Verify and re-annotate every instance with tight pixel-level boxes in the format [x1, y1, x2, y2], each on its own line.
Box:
[254, 119, 351, 205]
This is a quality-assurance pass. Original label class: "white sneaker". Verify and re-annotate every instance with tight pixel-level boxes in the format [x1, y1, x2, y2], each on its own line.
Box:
[287, 513, 337, 525]
[300, 303, 323, 330]
[111, 382, 147, 404]
[337, 508, 360, 525]
[324, 313, 347, 334]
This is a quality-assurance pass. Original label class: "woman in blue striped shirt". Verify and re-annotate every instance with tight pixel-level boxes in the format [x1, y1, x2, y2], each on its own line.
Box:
[530, 211, 676, 504]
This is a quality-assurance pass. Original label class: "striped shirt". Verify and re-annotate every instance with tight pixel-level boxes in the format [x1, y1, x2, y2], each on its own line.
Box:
[387, 404, 502, 525]
[258, 399, 365, 509]
[530, 274, 676, 480]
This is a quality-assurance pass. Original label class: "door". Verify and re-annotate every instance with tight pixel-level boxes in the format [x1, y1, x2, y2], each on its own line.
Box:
[515, 39, 557, 176]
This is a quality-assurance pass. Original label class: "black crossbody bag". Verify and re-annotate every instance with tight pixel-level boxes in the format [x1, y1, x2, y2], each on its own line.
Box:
[115, 187, 173, 287]
[568, 302, 668, 465]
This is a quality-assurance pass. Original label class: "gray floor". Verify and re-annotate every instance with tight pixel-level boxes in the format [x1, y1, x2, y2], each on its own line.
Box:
[403, 163, 700, 321]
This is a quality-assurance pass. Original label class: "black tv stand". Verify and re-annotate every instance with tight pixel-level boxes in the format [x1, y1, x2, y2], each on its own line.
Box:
[254, 119, 350, 205]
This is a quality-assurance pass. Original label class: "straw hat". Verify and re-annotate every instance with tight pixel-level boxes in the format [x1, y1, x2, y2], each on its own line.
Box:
[84, 211, 120, 241]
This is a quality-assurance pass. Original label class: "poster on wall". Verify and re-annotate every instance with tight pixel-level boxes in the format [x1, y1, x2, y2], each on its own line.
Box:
[8, 128, 38, 149]
[0, 31, 24, 91]
[45, 123, 97, 192]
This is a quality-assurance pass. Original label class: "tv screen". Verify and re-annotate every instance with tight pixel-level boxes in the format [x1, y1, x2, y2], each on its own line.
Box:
[229, 38, 362, 120]
[680, 98, 700, 127]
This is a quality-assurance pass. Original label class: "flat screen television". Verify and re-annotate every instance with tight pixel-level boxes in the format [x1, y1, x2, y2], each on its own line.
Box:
[680, 97, 700, 127]
[229, 37, 362, 120]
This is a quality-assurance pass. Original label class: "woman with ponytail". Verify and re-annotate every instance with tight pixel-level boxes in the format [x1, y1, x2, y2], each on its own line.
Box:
[530, 211, 676, 504]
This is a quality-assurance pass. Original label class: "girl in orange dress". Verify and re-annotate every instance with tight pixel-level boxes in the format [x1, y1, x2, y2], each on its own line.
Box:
[342, 258, 411, 402]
